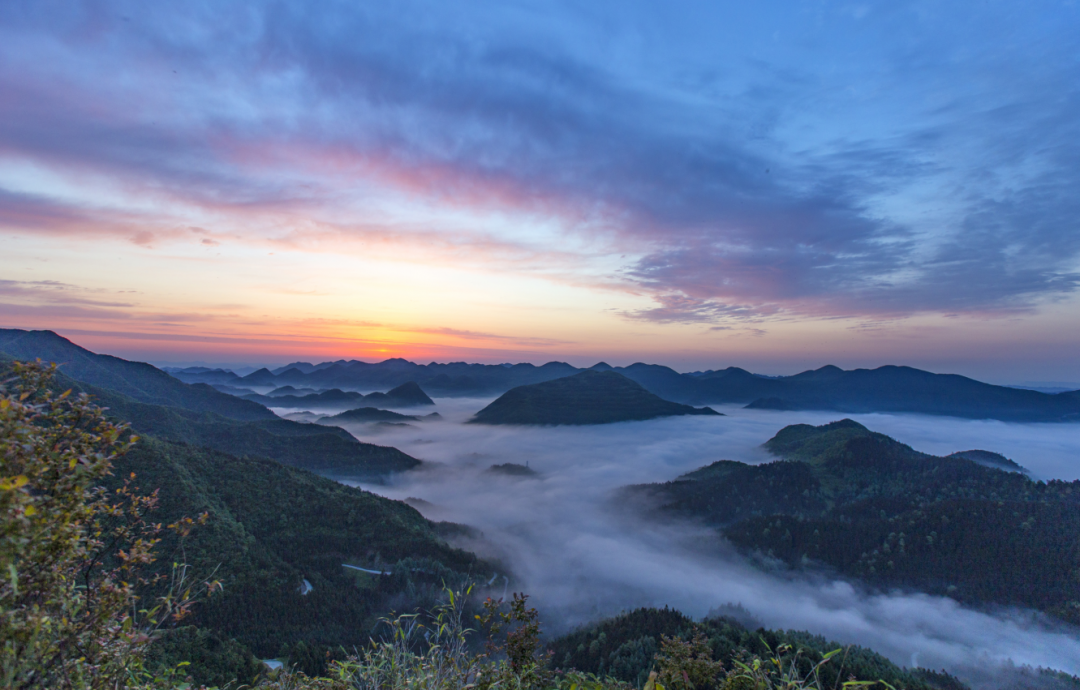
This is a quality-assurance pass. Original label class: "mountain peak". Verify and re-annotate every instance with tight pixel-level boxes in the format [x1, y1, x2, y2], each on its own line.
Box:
[471, 370, 721, 425]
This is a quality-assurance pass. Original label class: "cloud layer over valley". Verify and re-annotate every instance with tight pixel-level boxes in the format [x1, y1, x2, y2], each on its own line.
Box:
[306, 398, 1080, 685]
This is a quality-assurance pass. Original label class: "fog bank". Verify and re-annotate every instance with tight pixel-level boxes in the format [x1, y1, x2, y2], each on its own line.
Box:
[325, 399, 1080, 685]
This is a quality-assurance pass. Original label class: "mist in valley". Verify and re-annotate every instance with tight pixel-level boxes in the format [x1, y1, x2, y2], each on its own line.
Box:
[281, 397, 1080, 685]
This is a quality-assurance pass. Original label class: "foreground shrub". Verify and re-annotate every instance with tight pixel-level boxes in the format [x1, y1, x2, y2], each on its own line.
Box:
[0, 361, 214, 689]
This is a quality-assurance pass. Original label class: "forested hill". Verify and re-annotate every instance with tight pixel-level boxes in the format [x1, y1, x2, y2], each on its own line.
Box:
[470, 370, 721, 425]
[81, 370, 425, 479]
[0, 329, 274, 420]
[166, 348, 1080, 422]
[115, 438, 488, 681]
[72, 374, 420, 477]
[626, 420, 1080, 625]
[0, 359, 488, 686]
[547, 607, 963, 690]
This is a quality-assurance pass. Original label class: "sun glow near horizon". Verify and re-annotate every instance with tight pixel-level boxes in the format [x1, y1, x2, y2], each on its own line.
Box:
[2, 1, 1080, 382]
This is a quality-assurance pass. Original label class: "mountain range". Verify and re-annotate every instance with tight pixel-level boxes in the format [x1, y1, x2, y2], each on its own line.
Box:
[169, 355, 1080, 423]
[239, 381, 435, 409]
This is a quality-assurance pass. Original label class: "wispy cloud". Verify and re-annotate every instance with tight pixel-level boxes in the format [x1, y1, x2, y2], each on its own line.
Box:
[1, 0, 1078, 332]
[401, 326, 574, 348]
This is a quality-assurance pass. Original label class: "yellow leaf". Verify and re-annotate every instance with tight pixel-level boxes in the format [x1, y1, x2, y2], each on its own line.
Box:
[1, 475, 29, 491]
[24, 505, 36, 517]
[0, 399, 9, 409]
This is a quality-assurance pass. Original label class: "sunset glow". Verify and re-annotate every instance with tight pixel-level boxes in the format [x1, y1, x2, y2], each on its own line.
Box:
[2, 1, 1078, 381]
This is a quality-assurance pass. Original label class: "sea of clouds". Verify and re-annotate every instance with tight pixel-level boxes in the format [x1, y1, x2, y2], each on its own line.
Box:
[294, 398, 1080, 686]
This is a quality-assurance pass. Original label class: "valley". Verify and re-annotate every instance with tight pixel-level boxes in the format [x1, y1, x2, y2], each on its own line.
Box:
[3, 331, 1079, 688]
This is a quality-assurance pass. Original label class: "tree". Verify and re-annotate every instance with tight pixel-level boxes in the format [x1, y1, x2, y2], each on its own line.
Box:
[0, 361, 213, 689]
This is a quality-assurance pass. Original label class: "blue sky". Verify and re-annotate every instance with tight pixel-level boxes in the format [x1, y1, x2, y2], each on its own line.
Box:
[0, 1, 1078, 381]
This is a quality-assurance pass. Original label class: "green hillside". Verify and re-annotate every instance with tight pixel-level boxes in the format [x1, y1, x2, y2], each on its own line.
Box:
[471, 370, 722, 425]
[0, 329, 274, 421]
[3, 361, 421, 479]
[628, 420, 1080, 624]
[548, 608, 959, 690]
[113, 438, 485, 663]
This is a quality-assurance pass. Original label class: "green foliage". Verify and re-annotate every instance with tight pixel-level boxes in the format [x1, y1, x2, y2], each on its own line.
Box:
[145, 625, 262, 688]
[1, 358, 491, 685]
[652, 633, 724, 690]
[725, 643, 893, 690]
[547, 609, 949, 690]
[0, 361, 215, 689]
[112, 438, 487, 659]
[476, 593, 552, 690]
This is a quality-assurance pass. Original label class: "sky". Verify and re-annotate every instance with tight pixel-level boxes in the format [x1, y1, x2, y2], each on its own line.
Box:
[1, 0, 1079, 383]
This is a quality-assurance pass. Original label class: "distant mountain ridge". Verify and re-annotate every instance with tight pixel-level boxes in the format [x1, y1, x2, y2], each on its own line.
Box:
[240, 381, 435, 409]
[471, 370, 722, 425]
[171, 353, 1080, 422]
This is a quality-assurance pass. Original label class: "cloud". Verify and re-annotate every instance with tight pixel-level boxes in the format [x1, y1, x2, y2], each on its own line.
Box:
[1, 1, 1079, 326]
[401, 326, 574, 348]
[328, 398, 1080, 686]
[0, 279, 135, 308]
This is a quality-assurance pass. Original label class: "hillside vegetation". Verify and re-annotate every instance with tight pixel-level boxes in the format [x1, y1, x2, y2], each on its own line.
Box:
[0, 360, 485, 686]
[628, 420, 1080, 624]
[0, 329, 273, 421]
[115, 438, 483, 665]
[0, 336, 420, 479]
[547, 607, 961, 690]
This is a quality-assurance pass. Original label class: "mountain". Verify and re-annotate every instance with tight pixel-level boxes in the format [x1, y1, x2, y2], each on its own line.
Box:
[113, 438, 486, 680]
[2, 357, 490, 685]
[364, 381, 435, 406]
[485, 462, 539, 477]
[734, 364, 1080, 421]
[241, 381, 436, 410]
[79, 380, 420, 478]
[0, 329, 273, 421]
[168, 350, 1080, 422]
[626, 420, 1080, 625]
[470, 370, 722, 425]
[318, 407, 420, 423]
[163, 366, 245, 386]
[0, 335, 417, 479]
